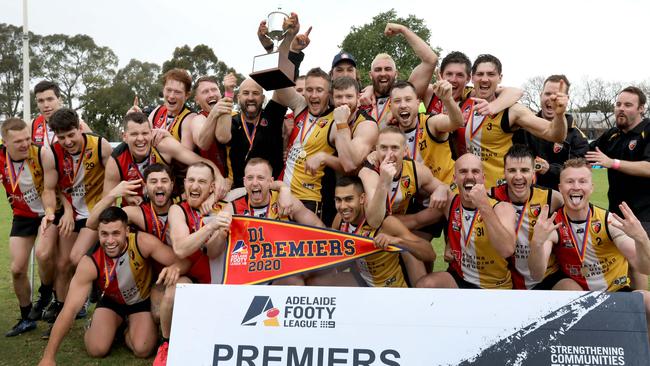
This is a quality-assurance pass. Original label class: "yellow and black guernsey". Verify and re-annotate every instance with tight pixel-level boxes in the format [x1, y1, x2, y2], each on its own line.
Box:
[464, 108, 512, 188]
[339, 219, 407, 288]
[554, 204, 630, 291]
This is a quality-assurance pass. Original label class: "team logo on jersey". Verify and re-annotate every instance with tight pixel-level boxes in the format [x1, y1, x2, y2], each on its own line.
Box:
[592, 221, 602, 234]
[318, 118, 328, 128]
[629, 140, 638, 150]
[241, 296, 280, 327]
[84, 149, 93, 160]
[401, 176, 411, 189]
[270, 203, 279, 216]
[260, 118, 268, 127]
[553, 143, 563, 153]
[530, 204, 541, 217]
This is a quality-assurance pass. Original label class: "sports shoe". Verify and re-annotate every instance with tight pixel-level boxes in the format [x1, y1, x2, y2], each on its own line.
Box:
[42, 300, 62, 323]
[153, 341, 169, 366]
[28, 292, 52, 321]
[41, 324, 53, 340]
[76, 299, 89, 319]
[5, 319, 36, 337]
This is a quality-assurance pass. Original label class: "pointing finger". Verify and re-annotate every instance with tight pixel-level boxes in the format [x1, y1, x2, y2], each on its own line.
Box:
[304, 26, 312, 36]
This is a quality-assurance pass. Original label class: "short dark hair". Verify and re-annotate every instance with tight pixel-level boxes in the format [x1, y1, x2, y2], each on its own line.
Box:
[122, 111, 149, 130]
[1, 118, 28, 140]
[504, 144, 535, 166]
[144, 163, 173, 181]
[49, 108, 80, 133]
[440, 51, 471, 76]
[187, 161, 215, 181]
[34, 80, 61, 98]
[336, 176, 364, 193]
[472, 54, 502, 75]
[193, 76, 219, 92]
[98, 206, 129, 226]
[331, 76, 359, 94]
[162, 68, 192, 93]
[390, 80, 417, 96]
[305, 68, 331, 84]
[246, 157, 273, 175]
[543, 75, 571, 94]
[619, 86, 647, 107]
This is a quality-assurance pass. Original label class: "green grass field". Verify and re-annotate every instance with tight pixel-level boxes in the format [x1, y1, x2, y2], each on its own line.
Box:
[0, 170, 610, 365]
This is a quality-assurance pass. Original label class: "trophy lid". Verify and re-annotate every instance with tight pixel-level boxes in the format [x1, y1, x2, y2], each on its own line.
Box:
[266, 9, 288, 41]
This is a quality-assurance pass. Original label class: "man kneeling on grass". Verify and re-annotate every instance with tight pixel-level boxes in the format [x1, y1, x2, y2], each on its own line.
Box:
[38, 207, 184, 365]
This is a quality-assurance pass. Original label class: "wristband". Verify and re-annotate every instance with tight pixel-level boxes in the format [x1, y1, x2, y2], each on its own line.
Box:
[336, 123, 350, 130]
[224, 91, 234, 98]
[612, 159, 621, 170]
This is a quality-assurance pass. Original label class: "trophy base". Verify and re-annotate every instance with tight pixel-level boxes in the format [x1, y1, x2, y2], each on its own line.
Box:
[250, 51, 295, 91]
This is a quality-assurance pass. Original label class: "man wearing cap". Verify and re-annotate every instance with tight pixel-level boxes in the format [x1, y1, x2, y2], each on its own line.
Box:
[331, 52, 359, 82]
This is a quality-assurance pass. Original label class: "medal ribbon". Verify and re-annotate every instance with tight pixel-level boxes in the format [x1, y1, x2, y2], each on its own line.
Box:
[241, 112, 261, 160]
[461, 208, 480, 247]
[563, 206, 591, 262]
[247, 198, 268, 218]
[386, 178, 400, 215]
[468, 102, 486, 140]
[65, 137, 87, 185]
[374, 97, 391, 123]
[150, 203, 167, 242]
[514, 201, 528, 235]
[341, 216, 366, 235]
[102, 254, 119, 291]
[189, 207, 204, 233]
[5, 151, 25, 193]
[299, 114, 320, 146]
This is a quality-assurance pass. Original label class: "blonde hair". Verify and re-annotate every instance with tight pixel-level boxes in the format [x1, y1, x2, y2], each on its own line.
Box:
[371, 53, 396, 69]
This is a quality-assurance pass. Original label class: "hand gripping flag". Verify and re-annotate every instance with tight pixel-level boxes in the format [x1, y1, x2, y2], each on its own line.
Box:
[222, 215, 401, 284]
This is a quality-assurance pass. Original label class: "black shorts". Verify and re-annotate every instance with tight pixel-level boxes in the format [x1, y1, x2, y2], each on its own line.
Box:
[74, 218, 87, 233]
[447, 267, 480, 289]
[532, 270, 567, 290]
[10, 212, 62, 237]
[96, 297, 151, 318]
[616, 286, 633, 292]
[301, 200, 323, 218]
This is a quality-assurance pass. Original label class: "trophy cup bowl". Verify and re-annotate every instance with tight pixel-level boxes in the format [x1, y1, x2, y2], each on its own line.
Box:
[250, 9, 296, 91]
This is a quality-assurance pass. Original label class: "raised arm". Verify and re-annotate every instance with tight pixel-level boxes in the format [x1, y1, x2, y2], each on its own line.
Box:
[610, 203, 650, 274]
[427, 80, 464, 135]
[468, 184, 517, 257]
[334, 106, 379, 173]
[510, 81, 568, 143]
[361, 159, 393, 228]
[385, 23, 438, 99]
[86, 180, 142, 230]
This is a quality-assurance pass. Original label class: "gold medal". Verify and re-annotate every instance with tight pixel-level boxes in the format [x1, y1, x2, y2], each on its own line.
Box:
[299, 149, 307, 159]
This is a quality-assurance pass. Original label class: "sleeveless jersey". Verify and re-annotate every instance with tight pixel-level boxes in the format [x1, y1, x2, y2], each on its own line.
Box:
[348, 110, 376, 135]
[141, 203, 169, 245]
[490, 184, 559, 289]
[178, 201, 225, 284]
[465, 107, 512, 188]
[151, 105, 194, 142]
[52, 133, 104, 220]
[0, 144, 45, 218]
[282, 107, 336, 201]
[446, 195, 512, 289]
[361, 96, 393, 129]
[426, 86, 474, 115]
[231, 191, 285, 219]
[31, 115, 56, 146]
[339, 218, 407, 288]
[111, 142, 169, 197]
[197, 110, 227, 177]
[554, 205, 629, 291]
[407, 113, 456, 184]
[90, 232, 152, 305]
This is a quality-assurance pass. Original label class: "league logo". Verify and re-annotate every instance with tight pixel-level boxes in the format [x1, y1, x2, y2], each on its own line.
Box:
[241, 296, 280, 327]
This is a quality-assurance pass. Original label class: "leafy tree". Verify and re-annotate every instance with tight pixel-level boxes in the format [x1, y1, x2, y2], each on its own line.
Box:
[0, 23, 42, 119]
[82, 83, 132, 141]
[36, 33, 118, 110]
[162, 44, 245, 85]
[113, 59, 162, 108]
[339, 9, 439, 86]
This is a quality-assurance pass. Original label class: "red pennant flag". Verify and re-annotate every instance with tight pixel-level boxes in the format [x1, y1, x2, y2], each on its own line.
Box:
[222, 216, 401, 285]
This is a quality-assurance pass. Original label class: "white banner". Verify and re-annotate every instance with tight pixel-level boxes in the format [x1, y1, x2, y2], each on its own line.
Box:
[168, 285, 649, 366]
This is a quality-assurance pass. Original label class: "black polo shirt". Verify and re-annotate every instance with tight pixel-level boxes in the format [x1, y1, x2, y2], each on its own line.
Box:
[590, 118, 650, 221]
[227, 100, 287, 188]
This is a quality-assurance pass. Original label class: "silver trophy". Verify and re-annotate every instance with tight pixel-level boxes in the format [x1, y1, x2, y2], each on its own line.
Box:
[250, 9, 296, 90]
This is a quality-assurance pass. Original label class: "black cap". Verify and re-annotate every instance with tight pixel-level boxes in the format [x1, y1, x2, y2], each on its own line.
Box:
[331, 52, 357, 68]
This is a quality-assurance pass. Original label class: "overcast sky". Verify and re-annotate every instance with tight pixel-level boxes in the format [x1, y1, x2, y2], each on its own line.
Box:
[3, 0, 649, 89]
